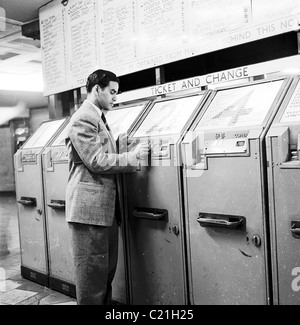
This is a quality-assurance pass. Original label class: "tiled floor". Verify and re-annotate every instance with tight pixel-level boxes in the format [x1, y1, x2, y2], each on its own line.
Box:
[0, 192, 77, 305]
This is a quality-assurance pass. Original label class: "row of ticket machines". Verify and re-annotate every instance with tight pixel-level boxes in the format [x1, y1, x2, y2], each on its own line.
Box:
[14, 75, 300, 305]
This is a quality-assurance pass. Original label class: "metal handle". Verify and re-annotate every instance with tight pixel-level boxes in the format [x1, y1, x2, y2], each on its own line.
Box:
[17, 197, 36, 207]
[197, 213, 246, 229]
[132, 207, 167, 220]
[291, 221, 300, 239]
[47, 200, 66, 210]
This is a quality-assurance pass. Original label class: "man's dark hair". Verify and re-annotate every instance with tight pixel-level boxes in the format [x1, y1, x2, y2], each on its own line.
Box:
[86, 69, 120, 93]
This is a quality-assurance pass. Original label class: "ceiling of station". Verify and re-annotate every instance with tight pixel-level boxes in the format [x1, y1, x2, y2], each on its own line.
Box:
[0, 0, 50, 23]
[0, 0, 50, 108]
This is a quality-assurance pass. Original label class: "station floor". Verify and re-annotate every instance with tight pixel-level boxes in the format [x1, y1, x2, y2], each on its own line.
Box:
[0, 191, 77, 305]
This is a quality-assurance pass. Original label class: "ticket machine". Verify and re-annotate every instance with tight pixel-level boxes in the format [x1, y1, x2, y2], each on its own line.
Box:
[266, 76, 300, 305]
[125, 92, 210, 305]
[42, 124, 75, 297]
[181, 78, 291, 305]
[14, 118, 68, 286]
[107, 101, 151, 303]
[41, 101, 149, 301]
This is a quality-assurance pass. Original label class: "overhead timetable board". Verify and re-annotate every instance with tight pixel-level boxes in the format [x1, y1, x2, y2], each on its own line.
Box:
[40, 0, 300, 96]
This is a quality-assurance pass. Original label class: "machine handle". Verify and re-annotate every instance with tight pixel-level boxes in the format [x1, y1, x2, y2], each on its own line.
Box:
[197, 213, 246, 229]
[133, 207, 167, 220]
[17, 197, 37, 207]
[47, 200, 66, 210]
[291, 222, 300, 239]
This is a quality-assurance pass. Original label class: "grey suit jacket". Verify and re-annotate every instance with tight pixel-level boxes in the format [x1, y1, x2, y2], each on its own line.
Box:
[65, 100, 139, 227]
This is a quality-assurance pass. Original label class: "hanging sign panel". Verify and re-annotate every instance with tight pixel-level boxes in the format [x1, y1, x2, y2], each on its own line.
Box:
[40, 2, 68, 95]
[40, 0, 99, 96]
[65, 0, 99, 88]
[98, 0, 138, 70]
[40, 0, 300, 96]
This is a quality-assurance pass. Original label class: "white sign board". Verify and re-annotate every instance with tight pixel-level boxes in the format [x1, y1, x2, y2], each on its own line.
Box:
[40, 0, 300, 96]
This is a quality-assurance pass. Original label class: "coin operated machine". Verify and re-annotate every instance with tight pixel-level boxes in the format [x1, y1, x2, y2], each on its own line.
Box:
[14, 118, 68, 286]
[106, 101, 151, 303]
[125, 91, 210, 305]
[41, 101, 149, 301]
[42, 123, 75, 297]
[181, 77, 292, 305]
[266, 75, 300, 305]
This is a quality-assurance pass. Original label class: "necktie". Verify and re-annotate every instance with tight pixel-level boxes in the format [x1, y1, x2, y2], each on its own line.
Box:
[101, 113, 110, 131]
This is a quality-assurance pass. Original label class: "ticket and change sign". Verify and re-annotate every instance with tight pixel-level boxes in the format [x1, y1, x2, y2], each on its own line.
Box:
[40, 0, 300, 96]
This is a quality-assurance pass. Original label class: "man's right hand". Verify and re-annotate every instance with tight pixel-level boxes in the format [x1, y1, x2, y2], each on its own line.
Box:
[134, 142, 150, 160]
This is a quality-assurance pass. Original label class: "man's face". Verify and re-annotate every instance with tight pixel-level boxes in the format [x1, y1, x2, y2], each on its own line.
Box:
[96, 81, 119, 111]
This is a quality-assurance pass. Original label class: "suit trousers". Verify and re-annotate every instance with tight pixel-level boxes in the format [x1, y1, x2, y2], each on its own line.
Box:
[68, 217, 119, 305]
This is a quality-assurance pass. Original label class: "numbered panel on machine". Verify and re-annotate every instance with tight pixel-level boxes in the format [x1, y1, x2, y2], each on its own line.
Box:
[181, 77, 291, 305]
[193, 80, 285, 159]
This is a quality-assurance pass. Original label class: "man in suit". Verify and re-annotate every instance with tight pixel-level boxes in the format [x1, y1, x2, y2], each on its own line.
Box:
[65, 69, 149, 305]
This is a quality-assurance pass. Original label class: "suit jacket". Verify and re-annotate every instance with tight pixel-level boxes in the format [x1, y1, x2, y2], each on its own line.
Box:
[65, 100, 139, 227]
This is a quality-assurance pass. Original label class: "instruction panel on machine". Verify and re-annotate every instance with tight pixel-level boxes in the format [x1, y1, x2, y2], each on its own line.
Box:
[195, 80, 284, 131]
[133, 95, 202, 138]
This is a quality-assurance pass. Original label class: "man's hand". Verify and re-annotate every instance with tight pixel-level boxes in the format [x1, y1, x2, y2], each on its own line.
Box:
[134, 142, 150, 160]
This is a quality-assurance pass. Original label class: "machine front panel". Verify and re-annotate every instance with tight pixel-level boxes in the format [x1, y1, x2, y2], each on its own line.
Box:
[185, 143, 265, 304]
[43, 159, 74, 282]
[15, 159, 47, 274]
